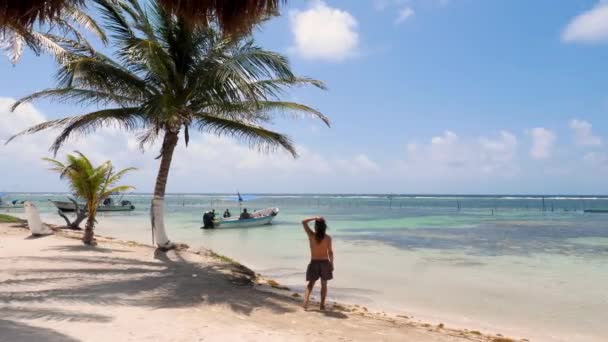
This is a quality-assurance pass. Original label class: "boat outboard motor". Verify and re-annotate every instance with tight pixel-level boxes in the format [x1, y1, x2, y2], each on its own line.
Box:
[202, 211, 214, 229]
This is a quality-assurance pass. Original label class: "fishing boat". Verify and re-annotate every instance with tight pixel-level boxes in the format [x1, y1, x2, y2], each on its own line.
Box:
[51, 197, 135, 212]
[0, 194, 25, 209]
[212, 207, 279, 228]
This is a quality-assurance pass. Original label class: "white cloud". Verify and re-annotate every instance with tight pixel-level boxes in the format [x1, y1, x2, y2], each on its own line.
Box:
[401, 130, 519, 179]
[336, 154, 380, 175]
[478, 131, 518, 173]
[562, 2, 608, 43]
[289, 0, 359, 61]
[529, 127, 556, 160]
[583, 151, 608, 166]
[569, 119, 602, 146]
[0, 97, 386, 193]
[395, 7, 415, 24]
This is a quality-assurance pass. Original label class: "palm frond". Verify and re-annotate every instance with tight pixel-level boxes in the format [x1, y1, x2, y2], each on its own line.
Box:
[0, 29, 25, 64]
[65, 6, 108, 44]
[193, 113, 297, 157]
[101, 185, 134, 198]
[6, 107, 142, 154]
[11, 88, 139, 109]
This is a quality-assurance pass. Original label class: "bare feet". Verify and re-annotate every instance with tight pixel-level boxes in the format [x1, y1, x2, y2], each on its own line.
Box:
[320, 304, 326, 311]
[302, 300, 309, 311]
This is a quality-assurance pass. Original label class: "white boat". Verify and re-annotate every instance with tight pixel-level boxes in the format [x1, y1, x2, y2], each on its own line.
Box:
[0, 196, 24, 209]
[51, 198, 135, 212]
[213, 207, 279, 228]
[0, 202, 24, 209]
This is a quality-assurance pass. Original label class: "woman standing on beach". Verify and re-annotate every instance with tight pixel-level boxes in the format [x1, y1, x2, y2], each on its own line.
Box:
[302, 217, 334, 310]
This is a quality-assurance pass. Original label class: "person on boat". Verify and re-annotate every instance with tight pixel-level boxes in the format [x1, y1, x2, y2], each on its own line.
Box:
[223, 209, 231, 218]
[239, 208, 252, 220]
[301, 216, 334, 311]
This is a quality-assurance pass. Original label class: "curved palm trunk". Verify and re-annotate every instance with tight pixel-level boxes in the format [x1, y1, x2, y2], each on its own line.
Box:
[83, 207, 97, 245]
[151, 130, 179, 250]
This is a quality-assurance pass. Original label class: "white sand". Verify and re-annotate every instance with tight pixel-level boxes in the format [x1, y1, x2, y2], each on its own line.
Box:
[0, 223, 508, 342]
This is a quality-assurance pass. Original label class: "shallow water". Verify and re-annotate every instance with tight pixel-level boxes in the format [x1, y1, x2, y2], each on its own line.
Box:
[5, 193, 608, 341]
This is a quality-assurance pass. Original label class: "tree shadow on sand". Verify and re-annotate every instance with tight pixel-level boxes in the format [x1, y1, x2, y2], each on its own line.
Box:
[44, 244, 133, 254]
[0, 248, 298, 317]
[0, 319, 80, 342]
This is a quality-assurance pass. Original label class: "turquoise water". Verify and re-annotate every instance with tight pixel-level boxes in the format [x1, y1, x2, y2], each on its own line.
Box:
[4, 193, 608, 341]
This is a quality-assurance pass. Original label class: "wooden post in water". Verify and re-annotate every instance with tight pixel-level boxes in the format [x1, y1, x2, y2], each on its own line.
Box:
[541, 197, 546, 212]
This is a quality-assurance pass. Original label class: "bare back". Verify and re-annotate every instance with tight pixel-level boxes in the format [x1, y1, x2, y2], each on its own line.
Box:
[308, 234, 332, 261]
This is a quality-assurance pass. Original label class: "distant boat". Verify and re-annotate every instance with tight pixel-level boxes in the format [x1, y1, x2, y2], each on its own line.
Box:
[583, 209, 608, 213]
[0, 194, 24, 209]
[213, 207, 279, 228]
[51, 197, 135, 212]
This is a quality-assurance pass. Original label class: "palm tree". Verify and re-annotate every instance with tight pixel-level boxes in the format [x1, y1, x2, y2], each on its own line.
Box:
[1, 3, 107, 64]
[44, 151, 135, 244]
[0, 0, 284, 33]
[8, 0, 329, 250]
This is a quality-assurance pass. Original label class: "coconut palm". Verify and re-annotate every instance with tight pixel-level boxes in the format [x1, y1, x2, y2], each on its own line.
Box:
[0, 0, 284, 33]
[8, 0, 329, 250]
[44, 151, 135, 244]
[1, 3, 107, 64]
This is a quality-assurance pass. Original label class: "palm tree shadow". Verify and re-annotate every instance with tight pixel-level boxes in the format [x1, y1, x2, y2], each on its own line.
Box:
[306, 308, 348, 319]
[0, 319, 80, 342]
[44, 245, 132, 253]
[0, 251, 297, 317]
[25, 234, 53, 240]
[1, 307, 112, 323]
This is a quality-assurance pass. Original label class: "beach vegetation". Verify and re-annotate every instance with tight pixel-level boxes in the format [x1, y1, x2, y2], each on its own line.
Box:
[209, 250, 237, 264]
[43, 152, 135, 245]
[8, 0, 329, 250]
[0, 214, 22, 223]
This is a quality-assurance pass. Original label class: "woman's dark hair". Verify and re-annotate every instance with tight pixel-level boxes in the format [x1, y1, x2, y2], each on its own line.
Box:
[314, 218, 327, 243]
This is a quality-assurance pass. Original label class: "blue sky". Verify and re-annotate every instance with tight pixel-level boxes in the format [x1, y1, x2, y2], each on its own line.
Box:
[1, 0, 608, 194]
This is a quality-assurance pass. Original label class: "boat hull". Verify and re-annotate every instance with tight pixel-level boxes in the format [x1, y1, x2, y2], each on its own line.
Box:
[215, 215, 276, 228]
[210, 207, 279, 229]
[52, 201, 135, 212]
[0, 204, 24, 210]
[584, 209, 608, 213]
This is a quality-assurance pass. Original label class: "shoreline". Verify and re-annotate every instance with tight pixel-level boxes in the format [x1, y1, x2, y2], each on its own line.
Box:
[0, 220, 524, 342]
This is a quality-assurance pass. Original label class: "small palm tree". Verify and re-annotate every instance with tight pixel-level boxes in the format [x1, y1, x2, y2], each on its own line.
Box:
[9, 0, 329, 250]
[44, 152, 135, 245]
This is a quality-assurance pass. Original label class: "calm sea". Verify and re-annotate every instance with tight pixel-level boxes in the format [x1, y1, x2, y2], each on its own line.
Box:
[4, 193, 608, 341]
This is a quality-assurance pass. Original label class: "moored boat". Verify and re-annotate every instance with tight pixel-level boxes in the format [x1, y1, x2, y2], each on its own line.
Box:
[213, 207, 279, 228]
[0, 195, 25, 209]
[0, 201, 24, 209]
[584, 209, 608, 213]
[51, 197, 135, 212]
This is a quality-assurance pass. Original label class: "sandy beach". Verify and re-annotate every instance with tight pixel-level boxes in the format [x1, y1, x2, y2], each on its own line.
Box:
[0, 222, 519, 342]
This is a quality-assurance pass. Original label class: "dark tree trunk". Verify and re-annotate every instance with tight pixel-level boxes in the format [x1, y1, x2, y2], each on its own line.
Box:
[82, 215, 95, 245]
[57, 210, 86, 230]
[151, 130, 179, 249]
[154, 130, 179, 198]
